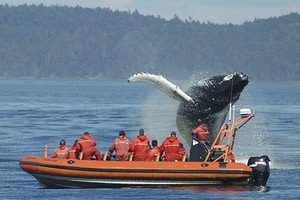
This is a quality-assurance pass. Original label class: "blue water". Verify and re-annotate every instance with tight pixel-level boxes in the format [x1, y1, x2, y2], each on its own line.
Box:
[0, 79, 299, 199]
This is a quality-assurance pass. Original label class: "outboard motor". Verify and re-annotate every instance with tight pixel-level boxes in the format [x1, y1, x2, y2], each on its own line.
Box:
[247, 155, 270, 186]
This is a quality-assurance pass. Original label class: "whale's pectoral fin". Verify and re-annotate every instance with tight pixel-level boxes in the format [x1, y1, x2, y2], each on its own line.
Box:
[128, 72, 194, 103]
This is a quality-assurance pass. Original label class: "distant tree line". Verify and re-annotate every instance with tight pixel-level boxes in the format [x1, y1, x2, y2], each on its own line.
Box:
[0, 4, 299, 80]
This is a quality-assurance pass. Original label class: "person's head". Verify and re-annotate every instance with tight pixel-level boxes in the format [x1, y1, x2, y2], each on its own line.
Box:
[84, 132, 90, 136]
[170, 131, 176, 137]
[151, 140, 158, 147]
[73, 139, 78, 146]
[139, 129, 145, 135]
[119, 130, 126, 138]
[179, 143, 184, 148]
[197, 119, 202, 125]
[59, 139, 66, 146]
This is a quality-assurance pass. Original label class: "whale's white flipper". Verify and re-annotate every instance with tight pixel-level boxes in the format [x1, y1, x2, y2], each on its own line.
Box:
[128, 72, 194, 103]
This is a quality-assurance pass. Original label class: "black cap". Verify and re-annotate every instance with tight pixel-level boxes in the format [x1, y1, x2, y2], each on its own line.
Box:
[119, 130, 126, 136]
[60, 139, 66, 146]
[151, 140, 158, 147]
[171, 131, 176, 136]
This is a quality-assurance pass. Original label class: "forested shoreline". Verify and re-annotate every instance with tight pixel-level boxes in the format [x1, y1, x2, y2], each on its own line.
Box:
[0, 4, 299, 80]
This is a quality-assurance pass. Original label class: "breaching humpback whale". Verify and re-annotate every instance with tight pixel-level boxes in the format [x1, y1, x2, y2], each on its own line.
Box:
[128, 72, 248, 144]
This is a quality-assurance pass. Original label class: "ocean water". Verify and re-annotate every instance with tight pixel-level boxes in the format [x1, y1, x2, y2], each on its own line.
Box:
[0, 79, 299, 199]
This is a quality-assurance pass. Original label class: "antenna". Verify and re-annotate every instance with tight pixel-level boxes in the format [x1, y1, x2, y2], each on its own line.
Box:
[228, 77, 234, 124]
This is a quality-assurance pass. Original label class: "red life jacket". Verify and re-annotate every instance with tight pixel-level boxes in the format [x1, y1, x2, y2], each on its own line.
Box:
[179, 147, 187, 161]
[76, 134, 99, 160]
[191, 124, 209, 141]
[130, 135, 150, 161]
[160, 136, 181, 161]
[228, 151, 236, 162]
[68, 146, 77, 159]
[109, 136, 130, 161]
[145, 146, 160, 161]
[51, 146, 69, 159]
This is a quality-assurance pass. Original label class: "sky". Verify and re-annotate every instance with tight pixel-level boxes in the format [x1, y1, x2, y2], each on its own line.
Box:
[1, 0, 299, 24]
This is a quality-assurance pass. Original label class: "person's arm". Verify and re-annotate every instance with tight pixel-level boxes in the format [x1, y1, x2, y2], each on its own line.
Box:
[108, 141, 115, 154]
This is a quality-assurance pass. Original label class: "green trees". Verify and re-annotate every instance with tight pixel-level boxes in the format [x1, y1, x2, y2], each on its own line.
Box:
[0, 5, 298, 80]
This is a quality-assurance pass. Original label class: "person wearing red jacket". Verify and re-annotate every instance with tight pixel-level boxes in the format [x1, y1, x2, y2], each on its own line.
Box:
[76, 132, 101, 160]
[191, 120, 209, 141]
[51, 139, 69, 159]
[108, 130, 130, 161]
[68, 140, 79, 159]
[145, 140, 160, 161]
[179, 143, 188, 161]
[130, 129, 150, 161]
[160, 131, 181, 161]
[227, 149, 236, 162]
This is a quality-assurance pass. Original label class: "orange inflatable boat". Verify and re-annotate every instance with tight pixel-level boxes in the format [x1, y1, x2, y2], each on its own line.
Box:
[20, 108, 270, 188]
[20, 156, 253, 188]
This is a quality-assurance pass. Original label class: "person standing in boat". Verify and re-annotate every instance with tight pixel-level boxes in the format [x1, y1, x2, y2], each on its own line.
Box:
[76, 132, 101, 160]
[51, 139, 69, 159]
[130, 129, 150, 161]
[145, 140, 160, 161]
[108, 130, 131, 161]
[160, 131, 181, 161]
[191, 120, 209, 142]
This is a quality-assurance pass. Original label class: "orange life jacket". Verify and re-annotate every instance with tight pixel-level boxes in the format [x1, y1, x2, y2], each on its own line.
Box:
[130, 135, 150, 161]
[160, 136, 181, 161]
[109, 136, 130, 161]
[51, 146, 69, 159]
[76, 134, 99, 160]
[68, 146, 78, 159]
[191, 124, 209, 141]
[145, 146, 160, 161]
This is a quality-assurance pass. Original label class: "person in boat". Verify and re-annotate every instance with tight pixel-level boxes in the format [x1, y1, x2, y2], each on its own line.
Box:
[76, 132, 101, 160]
[68, 140, 80, 159]
[145, 140, 160, 161]
[179, 143, 188, 161]
[108, 130, 131, 161]
[160, 131, 181, 161]
[227, 149, 235, 162]
[191, 119, 209, 142]
[51, 139, 69, 159]
[130, 129, 150, 161]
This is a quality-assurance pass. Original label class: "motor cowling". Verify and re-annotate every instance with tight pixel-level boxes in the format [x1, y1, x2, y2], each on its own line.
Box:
[247, 155, 270, 186]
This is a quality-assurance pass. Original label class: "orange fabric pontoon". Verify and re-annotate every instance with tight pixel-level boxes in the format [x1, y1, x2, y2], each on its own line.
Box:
[20, 156, 252, 188]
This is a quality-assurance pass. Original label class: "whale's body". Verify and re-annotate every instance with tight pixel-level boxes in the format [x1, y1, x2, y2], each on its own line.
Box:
[128, 72, 249, 144]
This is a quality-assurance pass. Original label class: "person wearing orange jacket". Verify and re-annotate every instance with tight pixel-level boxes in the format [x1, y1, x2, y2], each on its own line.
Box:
[130, 129, 150, 161]
[191, 120, 209, 141]
[179, 143, 188, 161]
[108, 130, 131, 161]
[145, 140, 160, 161]
[76, 132, 101, 160]
[51, 139, 69, 159]
[160, 131, 181, 161]
[227, 149, 236, 162]
[68, 140, 80, 159]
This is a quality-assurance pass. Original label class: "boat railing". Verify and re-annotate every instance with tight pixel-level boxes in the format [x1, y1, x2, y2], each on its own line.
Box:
[204, 108, 254, 163]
